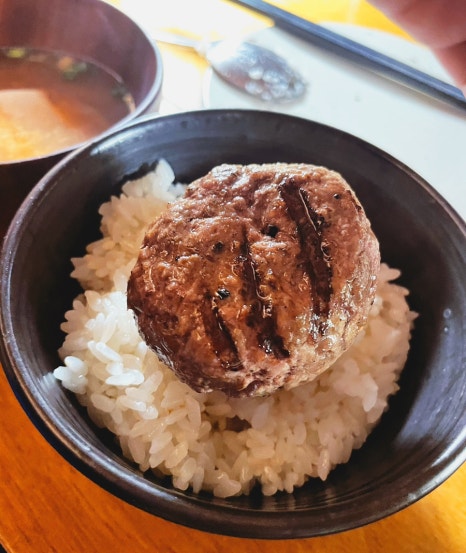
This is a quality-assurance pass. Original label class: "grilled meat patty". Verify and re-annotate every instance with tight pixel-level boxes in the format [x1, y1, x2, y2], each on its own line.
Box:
[127, 163, 380, 397]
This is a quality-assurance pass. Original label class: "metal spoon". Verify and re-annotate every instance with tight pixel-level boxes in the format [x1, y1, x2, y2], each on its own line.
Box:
[154, 31, 307, 102]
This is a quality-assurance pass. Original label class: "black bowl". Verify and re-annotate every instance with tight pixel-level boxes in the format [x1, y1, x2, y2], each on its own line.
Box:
[0, 0, 163, 236]
[1, 110, 465, 539]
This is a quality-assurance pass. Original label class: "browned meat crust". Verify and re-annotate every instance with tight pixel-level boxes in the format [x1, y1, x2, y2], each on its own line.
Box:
[127, 163, 380, 397]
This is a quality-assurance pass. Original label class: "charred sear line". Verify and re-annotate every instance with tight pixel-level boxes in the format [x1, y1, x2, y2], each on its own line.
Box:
[279, 179, 333, 316]
[202, 294, 242, 371]
[239, 234, 290, 359]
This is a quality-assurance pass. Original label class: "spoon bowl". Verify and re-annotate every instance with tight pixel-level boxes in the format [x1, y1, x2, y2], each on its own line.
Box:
[155, 32, 306, 102]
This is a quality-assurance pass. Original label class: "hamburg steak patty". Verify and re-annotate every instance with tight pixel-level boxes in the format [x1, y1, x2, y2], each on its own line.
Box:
[127, 163, 380, 397]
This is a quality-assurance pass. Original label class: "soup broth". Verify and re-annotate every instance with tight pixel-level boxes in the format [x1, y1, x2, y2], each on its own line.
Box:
[0, 47, 135, 162]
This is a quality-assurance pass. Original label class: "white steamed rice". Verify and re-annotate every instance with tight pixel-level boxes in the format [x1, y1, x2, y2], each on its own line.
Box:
[54, 160, 417, 498]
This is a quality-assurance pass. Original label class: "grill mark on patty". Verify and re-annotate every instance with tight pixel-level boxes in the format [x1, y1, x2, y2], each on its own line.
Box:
[279, 178, 333, 318]
[201, 294, 243, 371]
[239, 233, 290, 359]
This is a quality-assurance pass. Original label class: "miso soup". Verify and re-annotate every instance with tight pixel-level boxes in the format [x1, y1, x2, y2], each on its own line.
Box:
[0, 47, 135, 162]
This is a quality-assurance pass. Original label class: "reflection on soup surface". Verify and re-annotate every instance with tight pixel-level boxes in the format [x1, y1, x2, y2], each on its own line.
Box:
[0, 47, 135, 162]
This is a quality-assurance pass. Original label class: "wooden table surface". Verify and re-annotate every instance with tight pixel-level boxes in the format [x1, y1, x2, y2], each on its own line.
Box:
[1, 1, 465, 552]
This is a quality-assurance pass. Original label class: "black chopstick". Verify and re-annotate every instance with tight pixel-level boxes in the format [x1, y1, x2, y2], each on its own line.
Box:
[230, 0, 466, 110]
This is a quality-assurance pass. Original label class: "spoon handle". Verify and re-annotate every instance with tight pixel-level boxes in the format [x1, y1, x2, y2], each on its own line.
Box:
[231, 0, 466, 111]
[153, 31, 205, 52]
